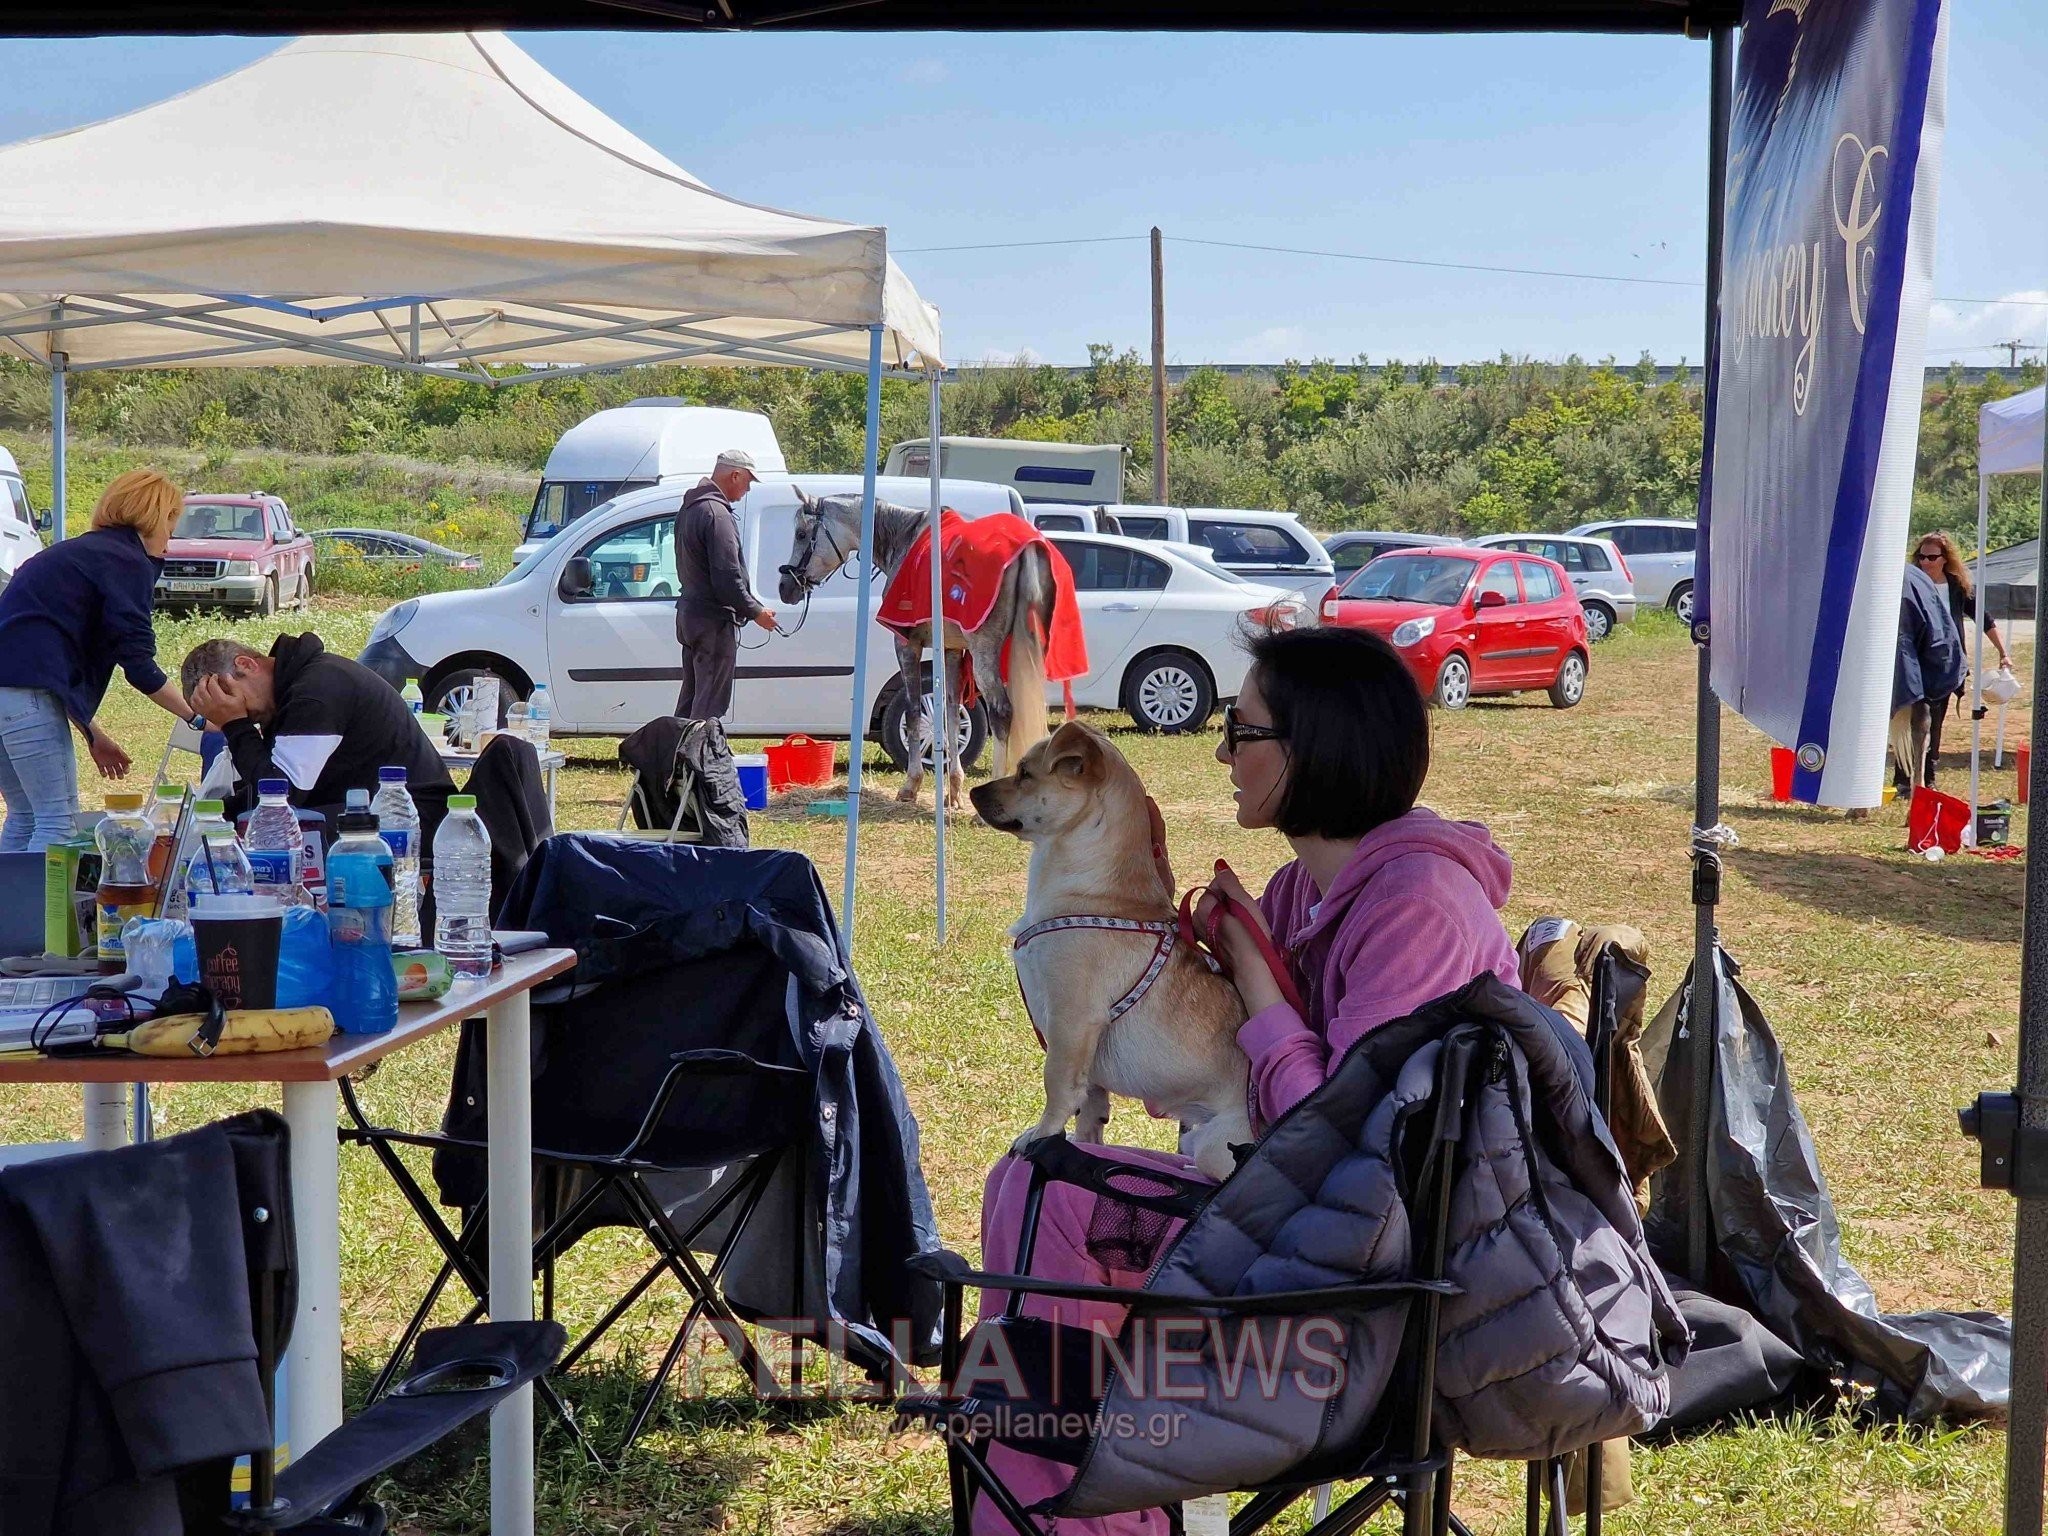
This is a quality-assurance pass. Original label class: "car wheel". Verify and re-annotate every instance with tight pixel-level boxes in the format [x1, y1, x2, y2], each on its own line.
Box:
[879, 680, 988, 772]
[258, 577, 277, 617]
[1123, 651, 1215, 733]
[1549, 650, 1588, 709]
[300, 567, 314, 603]
[1669, 582, 1694, 627]
[425, 665, 527, 726]
[1433, 653, 1472, 710]
[1580, 601, 1615, 643]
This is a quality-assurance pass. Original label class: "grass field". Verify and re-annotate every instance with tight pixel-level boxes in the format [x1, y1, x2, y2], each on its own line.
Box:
[15, 600, 2029, 1535]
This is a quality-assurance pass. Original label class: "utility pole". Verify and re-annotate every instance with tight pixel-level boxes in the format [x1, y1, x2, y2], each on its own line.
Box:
[1151, 226, 1167, 505]
[1999, 339, 2029, 369]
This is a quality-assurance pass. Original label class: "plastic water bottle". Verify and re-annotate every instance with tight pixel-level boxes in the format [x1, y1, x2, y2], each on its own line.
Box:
[186, 824, 255, 905]
[432, 793, 493, 980]
[167, 800, 232, 919]
[245, 779, 308, 907]
[527, 683, 552, 749]
[326, 796, 397, 1034]
[401, 678, 424, 717]
[370, 767, 423, 948]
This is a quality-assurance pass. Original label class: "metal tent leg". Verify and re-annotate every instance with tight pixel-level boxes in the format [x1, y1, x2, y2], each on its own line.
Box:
[840, 326, 885, 947]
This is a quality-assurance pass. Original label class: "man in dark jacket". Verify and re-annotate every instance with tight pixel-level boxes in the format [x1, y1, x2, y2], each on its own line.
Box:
[179, 631, 454, 829]
[675, 448, 776, 719]
[1892, 561, 1966, 795]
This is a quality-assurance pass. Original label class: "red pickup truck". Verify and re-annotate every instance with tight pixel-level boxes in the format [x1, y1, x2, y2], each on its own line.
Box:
[155, 493, 316, 615]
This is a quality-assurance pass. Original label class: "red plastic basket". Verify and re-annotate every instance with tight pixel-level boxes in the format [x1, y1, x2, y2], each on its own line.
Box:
[765, 734, 835, 790]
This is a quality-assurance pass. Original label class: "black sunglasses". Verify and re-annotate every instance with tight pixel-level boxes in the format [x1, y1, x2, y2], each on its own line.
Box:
[1223, 704, 1286, 754]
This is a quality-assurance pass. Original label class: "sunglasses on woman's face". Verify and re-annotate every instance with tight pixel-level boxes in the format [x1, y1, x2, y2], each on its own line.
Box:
[1916, 550, 1944, 563]
[1223, 704, 1286, 755]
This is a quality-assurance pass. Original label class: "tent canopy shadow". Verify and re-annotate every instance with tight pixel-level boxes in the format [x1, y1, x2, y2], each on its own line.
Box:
[1728, 846, 2025, 943]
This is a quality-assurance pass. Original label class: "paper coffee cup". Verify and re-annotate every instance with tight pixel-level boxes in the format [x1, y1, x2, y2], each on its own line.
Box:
[191, 895, 284, 1010]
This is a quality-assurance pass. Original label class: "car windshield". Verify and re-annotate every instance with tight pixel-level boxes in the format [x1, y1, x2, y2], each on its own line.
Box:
[1344, 554, 1476, 604]
[174, 503, 266, 541]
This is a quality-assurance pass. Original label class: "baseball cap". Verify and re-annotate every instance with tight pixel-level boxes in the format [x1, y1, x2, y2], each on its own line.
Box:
[714, 448, 759, 477]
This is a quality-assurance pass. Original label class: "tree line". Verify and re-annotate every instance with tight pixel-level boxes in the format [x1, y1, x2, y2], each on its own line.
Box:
[1, 352, 2038, 549]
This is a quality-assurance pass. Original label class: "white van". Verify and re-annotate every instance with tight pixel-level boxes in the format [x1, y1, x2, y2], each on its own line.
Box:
[513, 400, 787, 561]
[363, 475, 1023, 742]
[0, 447, 47, 587]
[886, 437, 1126, 508]
[1028, 501, 1334, 600]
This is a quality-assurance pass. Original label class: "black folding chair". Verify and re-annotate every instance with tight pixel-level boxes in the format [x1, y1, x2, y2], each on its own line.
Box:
[897, 1034, 1479, 1536]
[1523, 941, 1629, 1536]
[0, 1109, 562, 1534]
[340, 849, 825, 1465]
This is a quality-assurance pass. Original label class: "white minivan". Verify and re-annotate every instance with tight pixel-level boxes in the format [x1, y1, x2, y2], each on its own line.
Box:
[513, 400, 788, 562]
[0, 447, 47, 587]
[365, 476, 1021, 743]
[1028, 502, 1334, 600]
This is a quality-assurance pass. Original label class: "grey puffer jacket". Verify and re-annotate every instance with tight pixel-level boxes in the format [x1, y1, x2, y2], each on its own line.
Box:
[1053, 976, 1688, 1519]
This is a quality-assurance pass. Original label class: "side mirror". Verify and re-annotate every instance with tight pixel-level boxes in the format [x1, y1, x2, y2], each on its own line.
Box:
[560, 556, 595, 599]
[1477, 589, 1510, 609]
[34, 508, 52, 534]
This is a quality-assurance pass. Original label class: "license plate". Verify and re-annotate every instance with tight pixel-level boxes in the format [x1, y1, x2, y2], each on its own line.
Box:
[164, 580, 213, 593]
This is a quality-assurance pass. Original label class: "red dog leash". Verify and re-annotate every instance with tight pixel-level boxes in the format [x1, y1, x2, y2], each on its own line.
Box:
[1175, 882, 1309, 1019]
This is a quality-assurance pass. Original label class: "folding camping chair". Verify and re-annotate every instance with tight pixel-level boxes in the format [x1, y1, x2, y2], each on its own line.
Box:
[614, 716, 749, 846]
[340, 841, 833, 1464]
[896, 1033, 1479, 1536]
[1523, 939, 1632, 1536]
[0, 1108, 562, 1533]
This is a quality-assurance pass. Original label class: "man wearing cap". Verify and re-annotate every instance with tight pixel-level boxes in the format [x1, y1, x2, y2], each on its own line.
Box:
[675, 449, 777, 719]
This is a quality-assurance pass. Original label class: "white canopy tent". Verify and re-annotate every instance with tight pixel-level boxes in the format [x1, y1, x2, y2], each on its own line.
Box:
[0, 29, 957, 953]
[1973, 386, 2045, 828]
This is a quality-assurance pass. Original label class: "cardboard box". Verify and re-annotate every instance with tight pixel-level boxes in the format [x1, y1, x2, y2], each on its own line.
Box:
[43, 838, 101, 958]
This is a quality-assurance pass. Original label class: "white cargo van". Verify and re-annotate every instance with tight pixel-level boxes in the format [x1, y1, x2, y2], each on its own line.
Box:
[0, 446, 47, 587]
[1027, 501, 1334, 600]
[885, 437, 1126, 508]
[514, 400, 787, 561]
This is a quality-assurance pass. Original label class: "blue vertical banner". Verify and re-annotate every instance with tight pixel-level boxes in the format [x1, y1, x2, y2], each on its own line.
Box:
[1701, 0, 1948, 806]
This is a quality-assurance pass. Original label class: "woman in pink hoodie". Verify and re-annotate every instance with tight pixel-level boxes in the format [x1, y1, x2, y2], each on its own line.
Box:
[973, 626, 1520, 1536]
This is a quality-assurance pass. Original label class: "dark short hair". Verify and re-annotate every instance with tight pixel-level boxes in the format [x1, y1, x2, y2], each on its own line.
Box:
[180, 638, 265, 701]
[1246, 626, 1429, 840]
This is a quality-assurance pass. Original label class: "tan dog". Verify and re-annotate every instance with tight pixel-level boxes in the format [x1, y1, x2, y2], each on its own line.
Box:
[971, 721, 1252, 1179]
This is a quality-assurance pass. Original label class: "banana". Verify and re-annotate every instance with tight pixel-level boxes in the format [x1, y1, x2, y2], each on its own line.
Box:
[114, 1006, 336, 1058]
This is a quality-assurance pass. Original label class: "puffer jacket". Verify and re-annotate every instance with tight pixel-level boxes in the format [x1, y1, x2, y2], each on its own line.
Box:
[1052, 975, 1688, 1518]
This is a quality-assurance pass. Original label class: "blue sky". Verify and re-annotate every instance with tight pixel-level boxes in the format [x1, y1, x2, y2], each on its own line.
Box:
[1, 15, 2042, 367]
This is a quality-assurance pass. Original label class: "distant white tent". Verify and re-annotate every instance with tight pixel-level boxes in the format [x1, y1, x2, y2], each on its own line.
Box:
[0, 31, 943, 378]
[1971, 386, 2045, 826]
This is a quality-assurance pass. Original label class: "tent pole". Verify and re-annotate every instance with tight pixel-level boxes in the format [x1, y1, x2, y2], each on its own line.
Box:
[49, 351, 67, 542]
[842, 326, 886, 944]
[929, 370, 948, 944]
[1970, 472, 1988, 834]
[1686, 21, 1734, 1289]
[2003, 352, 2048, 1536]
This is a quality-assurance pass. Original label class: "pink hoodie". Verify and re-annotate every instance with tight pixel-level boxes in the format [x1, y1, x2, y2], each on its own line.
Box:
[1239, 806, 1519, 1128]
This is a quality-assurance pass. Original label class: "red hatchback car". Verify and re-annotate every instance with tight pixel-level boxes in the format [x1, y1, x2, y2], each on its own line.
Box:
[1320, 547, 1590, 709]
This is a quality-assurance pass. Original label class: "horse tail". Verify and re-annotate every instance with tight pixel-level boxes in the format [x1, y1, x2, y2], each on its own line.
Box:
[1005, 547, 1051, 761]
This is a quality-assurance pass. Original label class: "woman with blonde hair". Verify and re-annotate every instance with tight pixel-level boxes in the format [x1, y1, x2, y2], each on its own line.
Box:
[0, 469, 195, 849]
[1911, 530, 2012, 787]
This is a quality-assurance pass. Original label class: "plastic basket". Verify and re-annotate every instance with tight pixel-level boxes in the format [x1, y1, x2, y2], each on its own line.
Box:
[765, 734, 835, 790]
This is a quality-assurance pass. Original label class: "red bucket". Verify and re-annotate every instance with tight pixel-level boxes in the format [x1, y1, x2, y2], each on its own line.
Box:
[765, 734, 835, 790]
[1770, 746, 1796, 803]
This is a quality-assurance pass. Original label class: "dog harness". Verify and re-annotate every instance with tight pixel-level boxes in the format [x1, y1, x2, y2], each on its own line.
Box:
[1011, 915, 1195, 1025]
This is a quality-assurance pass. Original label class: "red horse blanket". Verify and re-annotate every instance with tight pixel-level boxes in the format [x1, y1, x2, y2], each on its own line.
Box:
[878, 510, 1089, 688]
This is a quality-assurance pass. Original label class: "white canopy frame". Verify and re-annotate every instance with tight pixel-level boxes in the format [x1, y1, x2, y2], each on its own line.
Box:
[1973, 386, 2044, 833]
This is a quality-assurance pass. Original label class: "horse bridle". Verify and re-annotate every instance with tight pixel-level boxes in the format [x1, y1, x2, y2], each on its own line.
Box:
[778, 506, 854, 596]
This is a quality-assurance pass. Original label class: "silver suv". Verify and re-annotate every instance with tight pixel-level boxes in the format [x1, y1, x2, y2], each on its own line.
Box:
[1472, 532, 1637, 642]
[1568, 517, 1697, 623]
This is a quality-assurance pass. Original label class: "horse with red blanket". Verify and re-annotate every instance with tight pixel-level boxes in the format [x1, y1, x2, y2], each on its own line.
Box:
[777, 490, 1087, 810]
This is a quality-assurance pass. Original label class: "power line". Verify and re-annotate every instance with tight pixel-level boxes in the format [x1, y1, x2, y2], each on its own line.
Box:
[896, 230, 2048, 310]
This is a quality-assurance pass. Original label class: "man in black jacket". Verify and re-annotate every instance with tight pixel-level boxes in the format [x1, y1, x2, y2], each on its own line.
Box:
[179, 631, 454, 829]
[675, 448, 777, 719]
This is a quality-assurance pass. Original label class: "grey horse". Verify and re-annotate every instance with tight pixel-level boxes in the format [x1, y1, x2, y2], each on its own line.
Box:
[776, 488, 1055, 810]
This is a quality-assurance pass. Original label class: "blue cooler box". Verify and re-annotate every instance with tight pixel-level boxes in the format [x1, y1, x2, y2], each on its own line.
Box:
[734, 753, 770, 811]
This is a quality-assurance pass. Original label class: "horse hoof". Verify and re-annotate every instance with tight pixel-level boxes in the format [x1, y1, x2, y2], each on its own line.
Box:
[895, 784, 921, 805]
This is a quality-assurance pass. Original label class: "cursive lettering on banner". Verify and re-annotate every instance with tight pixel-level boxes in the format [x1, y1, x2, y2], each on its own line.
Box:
[1831, 133, 1887, 336]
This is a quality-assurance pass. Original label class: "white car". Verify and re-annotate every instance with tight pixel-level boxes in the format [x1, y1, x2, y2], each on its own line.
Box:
[1027, 502, 1335, 601]
[358, 478, 1303, 766]
[0, 446, 48, 586]
[1568, 517, 1696, 623]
